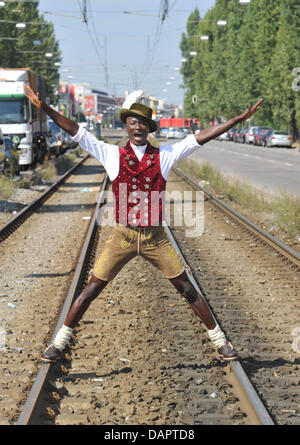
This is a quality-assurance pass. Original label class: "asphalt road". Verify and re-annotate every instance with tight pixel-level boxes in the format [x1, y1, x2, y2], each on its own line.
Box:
[170, 138, 300, 197]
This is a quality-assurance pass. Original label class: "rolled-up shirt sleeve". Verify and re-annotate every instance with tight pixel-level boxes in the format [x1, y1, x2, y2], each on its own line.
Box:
[159, 134, 201, 180]
[72, 126, 119, 180]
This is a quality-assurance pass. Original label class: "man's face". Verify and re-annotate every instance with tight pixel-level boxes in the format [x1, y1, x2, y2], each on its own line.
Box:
[126, 115, 150, 146]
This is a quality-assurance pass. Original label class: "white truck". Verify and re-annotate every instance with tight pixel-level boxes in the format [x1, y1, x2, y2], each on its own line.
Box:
[0, 68, 49, 167]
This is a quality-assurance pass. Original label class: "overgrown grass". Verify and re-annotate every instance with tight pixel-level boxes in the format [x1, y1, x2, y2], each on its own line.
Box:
[0, 175, 17, 200]
[177, 159, 300, 238]
[54, 152, 76, 175]
[270, 193, 300, 236]
[41, 163, 56, 182]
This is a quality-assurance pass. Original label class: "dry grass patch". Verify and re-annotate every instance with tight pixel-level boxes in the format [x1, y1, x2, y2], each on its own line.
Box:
[177, 159, 300, 239]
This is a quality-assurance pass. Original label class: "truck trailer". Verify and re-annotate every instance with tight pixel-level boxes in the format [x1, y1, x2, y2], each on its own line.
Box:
[0, 68, 49, 167]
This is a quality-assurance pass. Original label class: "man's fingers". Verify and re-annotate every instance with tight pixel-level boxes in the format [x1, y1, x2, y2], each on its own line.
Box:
[255, 98, 263, 109]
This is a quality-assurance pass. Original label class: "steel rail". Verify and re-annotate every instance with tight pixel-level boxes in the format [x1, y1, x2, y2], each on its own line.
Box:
[0, 154, 89, 243]
[163, 221, 275, 425]
[16, 174, 109, 425]
[173, 167, 300, 268]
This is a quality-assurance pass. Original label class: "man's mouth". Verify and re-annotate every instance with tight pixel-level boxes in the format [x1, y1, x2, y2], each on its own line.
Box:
[133, 133, 144, 141]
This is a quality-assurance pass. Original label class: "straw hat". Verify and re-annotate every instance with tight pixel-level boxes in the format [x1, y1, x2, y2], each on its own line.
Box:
[120, 102, 157, 132]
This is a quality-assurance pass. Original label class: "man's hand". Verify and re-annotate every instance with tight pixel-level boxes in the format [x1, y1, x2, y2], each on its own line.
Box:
[24, 84, 42, 109]
[240, 98, 263, 122]
[195, 98, 263, 145]
[24, 83, 79, 136]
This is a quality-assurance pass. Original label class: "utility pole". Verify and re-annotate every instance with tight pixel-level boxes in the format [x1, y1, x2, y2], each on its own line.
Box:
[82, 0, 88, 23]
[162, 0, 169, 22]
[104, 36, 109, 89]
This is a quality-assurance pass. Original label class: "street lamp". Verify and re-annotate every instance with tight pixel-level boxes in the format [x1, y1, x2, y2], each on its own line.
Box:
[45, 52, 53, 58]
[200, 35, 209, 41]
[16, 23, 26, 29]
[190, 51, 197, 56]
[217, 20, 227, 26]
[239, 0, 251, 4]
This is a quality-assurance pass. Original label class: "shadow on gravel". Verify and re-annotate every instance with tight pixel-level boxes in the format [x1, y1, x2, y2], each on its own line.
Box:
[241, 356, 300, 376]
[160, 360, 227, 372]
[36, 203, 96, 213]
[0, 200, 27, 213]
[72, 165, 105, 175]
[63, 366, 133, 383]
[59, 182, 104, 188]
[24, 271, 74, 278]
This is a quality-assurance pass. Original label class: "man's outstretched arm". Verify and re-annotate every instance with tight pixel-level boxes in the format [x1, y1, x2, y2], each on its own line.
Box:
[24, 84, 79, 136]
[195, 99, 263, 145]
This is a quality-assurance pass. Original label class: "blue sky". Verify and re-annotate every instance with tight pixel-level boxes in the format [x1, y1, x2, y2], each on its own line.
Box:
[38, 0, 216, 106]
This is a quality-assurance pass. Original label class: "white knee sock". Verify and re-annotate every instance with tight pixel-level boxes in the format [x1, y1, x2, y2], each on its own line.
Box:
[208, 325, 226, 348]
[53, 325, 73, 351]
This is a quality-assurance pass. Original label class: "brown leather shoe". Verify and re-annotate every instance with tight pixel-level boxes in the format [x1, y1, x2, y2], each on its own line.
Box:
[218, 342, 238, 360]
[41, 344, 62, 363]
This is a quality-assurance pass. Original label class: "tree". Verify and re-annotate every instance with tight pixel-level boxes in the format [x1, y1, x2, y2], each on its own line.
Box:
[0, 1, 61, 104]
[179, 8, 201, 119]
[267, 0, 300, 139]
[180, 0, 300, 139]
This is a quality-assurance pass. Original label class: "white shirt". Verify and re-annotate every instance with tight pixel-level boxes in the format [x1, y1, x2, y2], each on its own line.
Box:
[130, 142, 147, 161]
[72, 126, 202, 181]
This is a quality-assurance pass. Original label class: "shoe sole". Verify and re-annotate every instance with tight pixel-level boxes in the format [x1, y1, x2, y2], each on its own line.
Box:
[40, 356, 60, 364]
[219, 354, 238, 361]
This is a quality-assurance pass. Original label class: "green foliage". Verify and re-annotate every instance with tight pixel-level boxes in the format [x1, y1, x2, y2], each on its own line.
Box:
[180, 0, 300, 139]
[0, 1, 61, 104]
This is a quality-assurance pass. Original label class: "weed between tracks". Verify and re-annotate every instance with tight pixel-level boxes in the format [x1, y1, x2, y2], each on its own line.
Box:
[177, 159, 300, 243]
[0, 175, 16, 200]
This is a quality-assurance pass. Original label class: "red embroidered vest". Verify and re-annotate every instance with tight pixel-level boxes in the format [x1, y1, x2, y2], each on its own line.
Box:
[112, 140, 166, 227]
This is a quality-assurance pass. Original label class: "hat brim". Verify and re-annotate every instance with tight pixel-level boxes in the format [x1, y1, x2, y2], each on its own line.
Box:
[120, 109, 157, 132]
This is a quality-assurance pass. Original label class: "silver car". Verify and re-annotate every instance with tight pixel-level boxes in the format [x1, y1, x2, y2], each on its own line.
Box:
[246, 126, 259, 144]
[174, 129, 185, 139]
[167, 127, 175, 138]
[267, 130, 292, 148]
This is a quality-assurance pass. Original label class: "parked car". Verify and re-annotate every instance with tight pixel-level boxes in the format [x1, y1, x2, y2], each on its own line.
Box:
[233, 128, 240, 142]
[246, 126, 259, 144]
[237, 128, 248, 143]
[0, 126, 4, 152]
[48, 118, 62, 157]
[228, 128, 237, 141]
[259, 129, 273, 147]
[160, 128, 169, 138]
[253, 127, 272, 145]
[217, 131, 229, 141]
[0, 136, 20, 175]
[167, 127, 175, 138]
[0, 128, 6, 172]
[66, 133, 78, 150]
[174, 128, 185, 139]
[266, 130, 292, 148]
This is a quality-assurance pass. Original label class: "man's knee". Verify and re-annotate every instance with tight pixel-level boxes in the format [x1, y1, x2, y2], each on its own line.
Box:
[170, 275, 198, 303]
[80, 275, 108, 303]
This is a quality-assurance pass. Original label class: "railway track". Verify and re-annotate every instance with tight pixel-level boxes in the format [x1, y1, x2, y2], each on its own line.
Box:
[16, 175, 273, 426]
[1, 161, 299, 425]
[0, 154, 89, 243]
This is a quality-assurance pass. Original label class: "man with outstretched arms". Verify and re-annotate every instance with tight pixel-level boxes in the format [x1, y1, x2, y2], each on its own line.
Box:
[24, 84, 262, 363]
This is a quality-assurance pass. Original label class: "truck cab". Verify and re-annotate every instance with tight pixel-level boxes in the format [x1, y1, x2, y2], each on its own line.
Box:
[0, 68, 49, 168]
